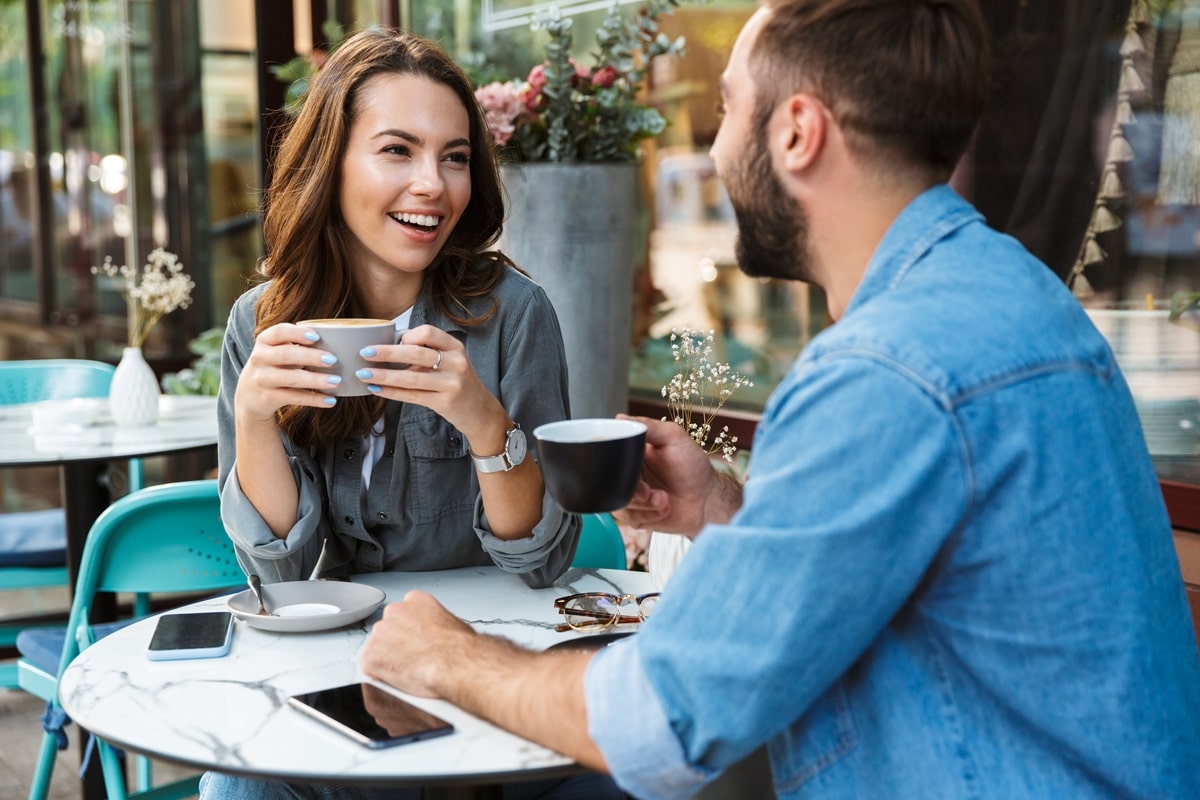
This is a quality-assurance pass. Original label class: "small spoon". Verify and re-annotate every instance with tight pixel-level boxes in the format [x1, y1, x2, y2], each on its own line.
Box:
[247, 574, 271, 616]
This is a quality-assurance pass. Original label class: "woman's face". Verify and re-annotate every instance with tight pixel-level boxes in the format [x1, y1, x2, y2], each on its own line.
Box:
[339, 72, 472, 285]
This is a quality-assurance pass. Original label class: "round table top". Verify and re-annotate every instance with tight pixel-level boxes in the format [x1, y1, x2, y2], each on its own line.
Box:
[58, 566, 655, 788]
[0, 395, 217, 467]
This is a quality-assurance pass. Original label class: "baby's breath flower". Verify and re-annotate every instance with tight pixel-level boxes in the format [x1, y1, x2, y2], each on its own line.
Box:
[661, 328, 753, 463]
[92, 247, 194, 348]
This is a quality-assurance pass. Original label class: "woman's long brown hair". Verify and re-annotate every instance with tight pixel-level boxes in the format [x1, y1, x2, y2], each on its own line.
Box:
[255, 29, 512, 447]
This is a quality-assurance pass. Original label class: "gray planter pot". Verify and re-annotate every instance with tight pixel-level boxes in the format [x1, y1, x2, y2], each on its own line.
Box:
[499, 163, 640, 420]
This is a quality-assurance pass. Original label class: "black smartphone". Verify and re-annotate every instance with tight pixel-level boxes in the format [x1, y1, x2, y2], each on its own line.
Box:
[146, 611, 234, 661]
[288, 682, 455, 749]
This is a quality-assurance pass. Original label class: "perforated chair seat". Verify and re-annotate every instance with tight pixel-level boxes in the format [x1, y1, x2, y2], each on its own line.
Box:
[14, 479, 244, 800]
[0, 509, 67, 568]
[16, 619, 137, 677]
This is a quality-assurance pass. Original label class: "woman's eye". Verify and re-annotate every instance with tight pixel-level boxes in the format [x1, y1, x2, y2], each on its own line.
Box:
[382, 144, 410, 157]
[445, 151, 470, 165]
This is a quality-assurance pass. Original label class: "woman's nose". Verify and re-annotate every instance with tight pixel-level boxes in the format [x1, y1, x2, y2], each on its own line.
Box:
[410, 158, 445, 196]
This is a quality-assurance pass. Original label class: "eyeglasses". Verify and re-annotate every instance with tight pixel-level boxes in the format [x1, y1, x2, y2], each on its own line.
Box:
[553, 592, 661, 633]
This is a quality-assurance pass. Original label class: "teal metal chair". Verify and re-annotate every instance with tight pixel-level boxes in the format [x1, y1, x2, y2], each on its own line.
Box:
[0, 359, 146, 689]
[571, 513, 628, 570]
[15, 479, 243, 800]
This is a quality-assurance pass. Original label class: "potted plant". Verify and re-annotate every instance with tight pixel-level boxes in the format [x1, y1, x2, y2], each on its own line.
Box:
[473, 1, 686, 418]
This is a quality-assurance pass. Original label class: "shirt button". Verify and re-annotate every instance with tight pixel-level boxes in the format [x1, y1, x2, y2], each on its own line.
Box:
[343, 448, 355, 460]
[377, 511, 389, 520]
[449, 436, 461, 447]
[343, 515, 354, 525]
[368, 542, 378, 551]
[385, 447, 394, 456]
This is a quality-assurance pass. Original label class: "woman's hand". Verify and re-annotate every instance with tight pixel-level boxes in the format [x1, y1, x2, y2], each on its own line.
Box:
[234, 323, 345, 421]
[355, 324, 509, 447]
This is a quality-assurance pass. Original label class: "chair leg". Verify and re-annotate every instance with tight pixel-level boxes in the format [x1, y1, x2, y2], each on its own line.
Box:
[97, 738, 129, 800]
[26, 731, 60, 800]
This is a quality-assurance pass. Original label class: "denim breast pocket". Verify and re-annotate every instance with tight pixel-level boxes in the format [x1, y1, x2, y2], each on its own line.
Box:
[768, 680, 858, 794]
[401, 409, 472, 524]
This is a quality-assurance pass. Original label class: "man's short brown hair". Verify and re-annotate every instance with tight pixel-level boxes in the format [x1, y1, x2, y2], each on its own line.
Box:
[754, 0, 990, 178]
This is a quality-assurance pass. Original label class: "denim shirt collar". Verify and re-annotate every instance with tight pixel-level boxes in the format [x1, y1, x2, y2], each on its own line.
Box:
[844, 184, 983, 317]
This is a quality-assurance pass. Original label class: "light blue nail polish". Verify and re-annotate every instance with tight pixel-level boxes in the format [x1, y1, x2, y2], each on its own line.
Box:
[304, 330, 320, 342]
[326, 375, 342, 385]
[356, 369, 373, 380]
[368, 384, 381, 393]
[360, 346, 376, 358]
[323, 396, 337, 405]
[321, 353, 338, 365]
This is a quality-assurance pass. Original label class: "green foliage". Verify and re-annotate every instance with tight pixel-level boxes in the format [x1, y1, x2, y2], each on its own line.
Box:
[270, 19, 347, 115]
[1168, 291, 1200, 332]
[474, 1, 687, 163]
[161, 327, 223, 396]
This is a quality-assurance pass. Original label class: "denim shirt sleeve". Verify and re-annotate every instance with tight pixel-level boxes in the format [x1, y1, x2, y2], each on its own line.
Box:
[627, 353, 969, 783]
[586, 638, 717, 799]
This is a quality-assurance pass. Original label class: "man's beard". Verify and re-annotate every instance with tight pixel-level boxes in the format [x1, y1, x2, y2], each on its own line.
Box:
[726, 116, 814, 284]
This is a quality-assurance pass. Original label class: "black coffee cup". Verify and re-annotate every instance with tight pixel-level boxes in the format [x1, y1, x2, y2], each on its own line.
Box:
[532, 418, 647, 513]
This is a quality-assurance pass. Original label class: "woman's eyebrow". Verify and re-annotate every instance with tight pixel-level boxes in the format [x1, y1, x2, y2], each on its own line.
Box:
[372, 129, 470, 150]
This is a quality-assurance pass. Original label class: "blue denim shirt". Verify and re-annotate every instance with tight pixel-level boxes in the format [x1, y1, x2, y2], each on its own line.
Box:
[587, 186, 1200, 799]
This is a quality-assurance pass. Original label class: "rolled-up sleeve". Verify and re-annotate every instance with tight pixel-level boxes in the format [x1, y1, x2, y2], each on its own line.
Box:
[586, 638, 716, 800]
[472, 275, 579, 586]
[217, 287, 330, 583]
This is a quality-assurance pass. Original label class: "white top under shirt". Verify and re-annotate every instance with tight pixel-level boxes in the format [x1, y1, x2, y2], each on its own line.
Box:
[361, 309, 413, 492]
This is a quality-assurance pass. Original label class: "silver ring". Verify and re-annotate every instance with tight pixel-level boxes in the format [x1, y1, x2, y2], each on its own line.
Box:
[431, 349, 443, 371]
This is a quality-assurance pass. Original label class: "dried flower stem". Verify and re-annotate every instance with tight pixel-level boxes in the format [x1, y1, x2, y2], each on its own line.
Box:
[92, 247, 194, 348]
[661, 329, 753, 463]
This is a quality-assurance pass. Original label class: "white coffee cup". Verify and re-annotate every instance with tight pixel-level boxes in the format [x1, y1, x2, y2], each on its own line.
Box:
[298, 318, 403, 397]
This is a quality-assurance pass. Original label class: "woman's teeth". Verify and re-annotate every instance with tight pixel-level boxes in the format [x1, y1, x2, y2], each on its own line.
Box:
[391, 212, 439, 230]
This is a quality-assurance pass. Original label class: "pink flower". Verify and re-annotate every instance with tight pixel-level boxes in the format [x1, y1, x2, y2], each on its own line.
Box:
[473, 81, 526, 147]
[520, 65, 548, 113]
[570, 59, 590, 87]
[308, 49, 327, 70]
[591, 66, 617, 89]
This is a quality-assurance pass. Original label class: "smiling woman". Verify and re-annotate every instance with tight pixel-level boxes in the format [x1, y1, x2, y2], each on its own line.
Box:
[206, 30, 615, 799]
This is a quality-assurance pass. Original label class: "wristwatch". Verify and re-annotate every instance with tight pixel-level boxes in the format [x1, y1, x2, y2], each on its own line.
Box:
[470, 423, 527, 473]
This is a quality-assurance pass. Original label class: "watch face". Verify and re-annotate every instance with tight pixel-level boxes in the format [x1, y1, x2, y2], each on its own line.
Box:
[508, 427, 528, 466]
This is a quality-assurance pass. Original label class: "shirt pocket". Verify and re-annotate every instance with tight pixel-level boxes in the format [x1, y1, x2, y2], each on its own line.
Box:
[401, 408, 472, 524]
[767, 679, 858, 794]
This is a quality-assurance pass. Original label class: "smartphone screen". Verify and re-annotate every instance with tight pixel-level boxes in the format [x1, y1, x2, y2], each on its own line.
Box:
[146, 611, 234, 661]
[288, 682, 455, 749]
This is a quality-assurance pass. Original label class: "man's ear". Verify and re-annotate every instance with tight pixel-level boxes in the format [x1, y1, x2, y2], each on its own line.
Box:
[779, 93, 827, 173]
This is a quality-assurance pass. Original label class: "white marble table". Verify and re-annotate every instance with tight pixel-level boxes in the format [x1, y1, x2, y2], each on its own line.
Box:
[58, 566, 655, 793]
[0, 394, 218, 586]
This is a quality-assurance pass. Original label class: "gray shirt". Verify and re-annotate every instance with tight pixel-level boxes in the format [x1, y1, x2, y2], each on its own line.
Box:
[217, 266, 579, 588]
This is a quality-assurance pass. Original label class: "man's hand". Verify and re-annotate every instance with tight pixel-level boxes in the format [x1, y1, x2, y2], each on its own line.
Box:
[360, 591, 475, 698]
[360, 590, 609, 772]
[613, 415, 741, 538]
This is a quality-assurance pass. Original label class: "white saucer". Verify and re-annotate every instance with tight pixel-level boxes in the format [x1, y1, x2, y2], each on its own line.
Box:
[227, 580, 386, 633]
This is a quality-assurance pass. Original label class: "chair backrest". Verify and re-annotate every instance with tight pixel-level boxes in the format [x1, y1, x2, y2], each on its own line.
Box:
[572, 513, 628, 570]
[59, 480, 243, 672]
[0, 359, 115, 406]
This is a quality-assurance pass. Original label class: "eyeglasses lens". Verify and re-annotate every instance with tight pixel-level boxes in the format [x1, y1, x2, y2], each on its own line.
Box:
[638, 594, 659, 619]
[564, 595, 621, 630]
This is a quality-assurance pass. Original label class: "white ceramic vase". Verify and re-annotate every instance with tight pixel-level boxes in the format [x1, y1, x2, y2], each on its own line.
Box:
[110, 346, 160, 427]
